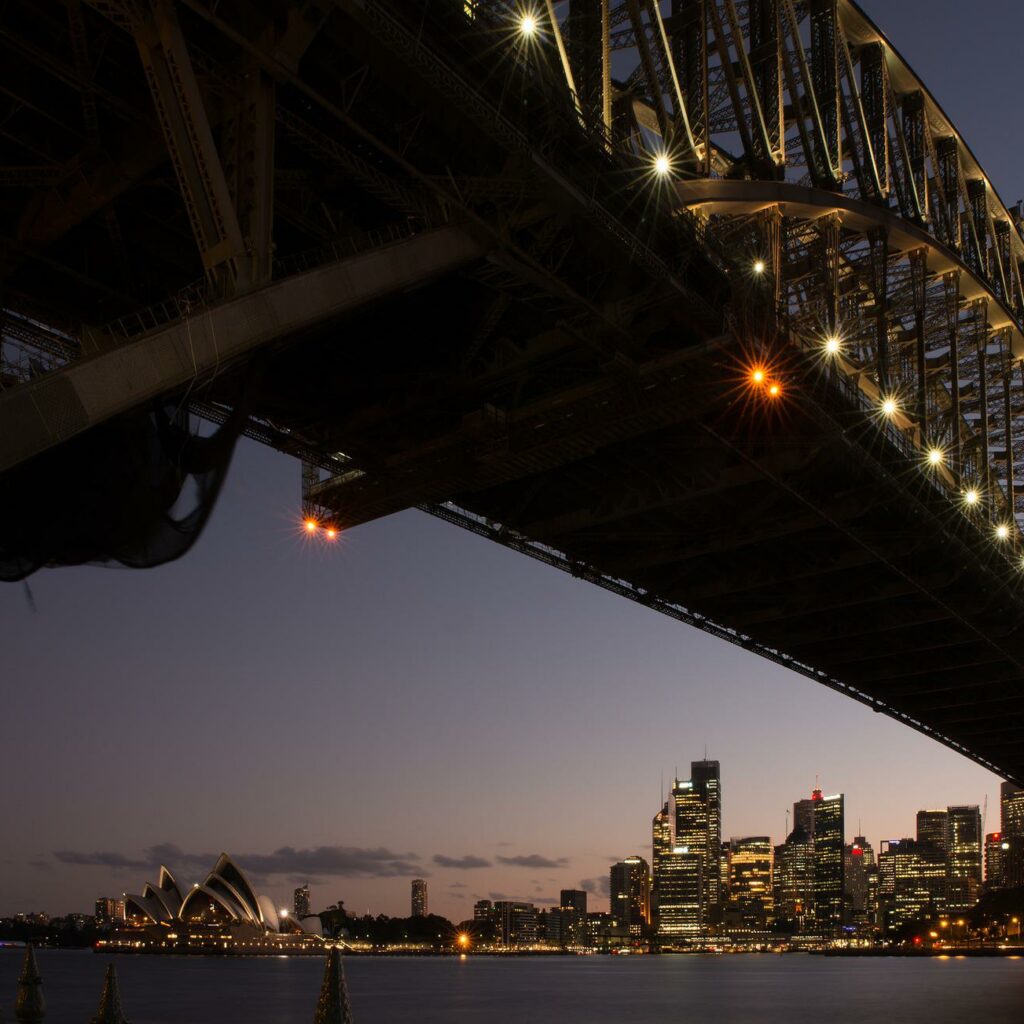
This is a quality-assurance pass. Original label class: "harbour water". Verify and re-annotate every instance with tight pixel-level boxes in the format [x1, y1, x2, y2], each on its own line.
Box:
[1, 950, 1021, 1023]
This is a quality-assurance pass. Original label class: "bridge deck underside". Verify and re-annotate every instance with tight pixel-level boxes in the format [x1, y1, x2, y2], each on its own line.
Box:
[286, 308, 1024, 783]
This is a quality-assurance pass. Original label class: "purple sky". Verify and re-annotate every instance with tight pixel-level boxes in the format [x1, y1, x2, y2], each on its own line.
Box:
[0, 0, 1019, 922]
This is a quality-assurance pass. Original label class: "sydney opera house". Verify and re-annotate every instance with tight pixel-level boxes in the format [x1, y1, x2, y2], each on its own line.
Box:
[104, 853, 324, 954]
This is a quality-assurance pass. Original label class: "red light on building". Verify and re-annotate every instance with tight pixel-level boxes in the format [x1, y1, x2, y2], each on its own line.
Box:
[812, 788, 823, 802]
[851, 846, 864, 857]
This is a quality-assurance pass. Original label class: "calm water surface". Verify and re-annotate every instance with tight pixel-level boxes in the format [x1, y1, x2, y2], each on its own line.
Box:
[1, 950, 1021, 1023]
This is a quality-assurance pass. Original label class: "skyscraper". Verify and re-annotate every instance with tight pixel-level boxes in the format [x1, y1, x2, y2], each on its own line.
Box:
[945, 805, 982, 912]
[411, 878, 428, 917]
[985, 833, 1010, 890]
[813, 792, 845, 936]
[651, 800, 672, 929]
[726, 837, 773, 928]
[844, 837, 877, 931]
[793, 792, 819, 838]
[673, 778, 708, 899]
[879, 839, 946, 929]
[553, 889, 588, 948]
[655, 848, 703, 942]
[1002, 782, 1024, 836]
[916, 809, 948, 851]
[293, 883, 311, 919]
[774, 825, 814, 932]
[673, 769, 717, 929]
[610, 856, 650, 936]
[691, 760, 722, 913]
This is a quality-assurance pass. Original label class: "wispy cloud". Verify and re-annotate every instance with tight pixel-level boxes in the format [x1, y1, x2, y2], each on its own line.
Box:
[433, 854, 491, 869]
[52, 844, 422, 879]
[496, 854, 567, 869]
[578, 876, 611, 897]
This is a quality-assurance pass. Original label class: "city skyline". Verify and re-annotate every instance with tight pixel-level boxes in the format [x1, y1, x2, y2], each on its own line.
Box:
[3, 722, 1004, 922]
[0, 0, 1019, 925]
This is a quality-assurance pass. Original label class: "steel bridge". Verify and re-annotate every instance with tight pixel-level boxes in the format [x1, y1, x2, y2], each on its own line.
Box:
[1, 1, 1023, 783]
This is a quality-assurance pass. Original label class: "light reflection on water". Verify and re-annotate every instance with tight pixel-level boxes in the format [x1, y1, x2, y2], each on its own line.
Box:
[1, 950, 1021, 1024]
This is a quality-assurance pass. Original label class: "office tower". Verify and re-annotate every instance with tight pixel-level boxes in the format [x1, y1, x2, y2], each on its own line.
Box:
[474, 899, 493, 921]
[945, 805, 982, 912]
[879, 839, 947, 929]
[673, 772, 715, 928]
[655, 847, 703, 941]
[610, 857, 650, 936]
[813, 792, 845, 936]
[916, 809, 948, 851]
[494, 901, 538, 946]
[844, 837, 877, 931]
[411, 878, 428, 917]
[774, 825, 814, 932]
[651, 800, 672, 928]
[985, 833, 1010, 890]
[720, 841, 731, 904]
[554, 889, 588, 948]
[727, 837, 773, 928]
[293, 883, 311, 919]
[1002, 782, 1024, 835]
[94, 898, 126, 928]
[691, 760, 722, 912]
[793, 791, 819, 838]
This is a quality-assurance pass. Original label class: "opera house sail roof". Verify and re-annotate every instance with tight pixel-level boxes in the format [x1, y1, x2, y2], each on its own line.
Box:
[124, 854, 293, 934]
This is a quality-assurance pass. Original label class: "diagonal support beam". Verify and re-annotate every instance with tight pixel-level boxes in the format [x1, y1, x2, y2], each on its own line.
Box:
[131, 0, 250, 294]
[0, 227, 484, 475]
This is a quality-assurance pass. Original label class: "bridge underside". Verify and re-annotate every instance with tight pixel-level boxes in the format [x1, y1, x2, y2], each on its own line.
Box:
[1, 0, 1023, 783]
[270, 284, 1024, 784]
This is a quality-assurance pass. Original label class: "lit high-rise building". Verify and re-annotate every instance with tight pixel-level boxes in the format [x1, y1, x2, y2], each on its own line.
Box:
[655, 847, 703, 942]
[1002, 782, 1024, 836]
[610, 856, 650, 936]
[293, 883, 310, 919]
[719, 841, 731, 904]
[691, 760, 722, 913]
[812, 792, 845, 936]
[474, 899, 493, 921]
[651, 801, 672, 929]
[793, 792, 819, 838]
[673, 768, 717, 929]
[553, 889, 588, 948]
[844, 837, 877, 931]
[916, 809, 948, 851]
[411, 878, 428, 917]
[774, 825, 814, 932]
[985, 833, 1010, 890]
[945, 805, 982, 912]
[879, 839, 946, 929]
[727, 837, 773, 927]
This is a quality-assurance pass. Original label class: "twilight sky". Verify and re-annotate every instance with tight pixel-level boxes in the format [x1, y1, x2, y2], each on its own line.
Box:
[0, 0, 1020, 922]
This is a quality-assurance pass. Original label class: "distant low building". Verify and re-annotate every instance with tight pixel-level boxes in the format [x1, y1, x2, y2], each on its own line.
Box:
[94, 898, 126, 928]
[294, 883, 311, 919]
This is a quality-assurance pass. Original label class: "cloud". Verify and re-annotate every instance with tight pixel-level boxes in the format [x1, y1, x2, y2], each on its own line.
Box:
[449, 882, 468, 889]
[52, 844, 422, 879]
[488, 891, 510, 900]
[433, 854, 491, 870]
[496, 854, 568, 869]
[534, 896, 558, 906]
[578, 876, 611, 896]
